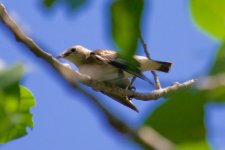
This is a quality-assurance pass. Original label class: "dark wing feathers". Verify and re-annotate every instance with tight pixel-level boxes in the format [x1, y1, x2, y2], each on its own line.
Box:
[91, 49, 117, 60]
[91, 49, 152, 83]
[108, 59, 152, 83]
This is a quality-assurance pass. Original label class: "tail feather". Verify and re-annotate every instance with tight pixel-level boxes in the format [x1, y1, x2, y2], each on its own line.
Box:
[154, 60, 172, 73]
[135, 56, 172, 73]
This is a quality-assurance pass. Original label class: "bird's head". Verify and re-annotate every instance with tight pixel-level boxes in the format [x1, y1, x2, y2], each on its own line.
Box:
[57, 45, 91, 66]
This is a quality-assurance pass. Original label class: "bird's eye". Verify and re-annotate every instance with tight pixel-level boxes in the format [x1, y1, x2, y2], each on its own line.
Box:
[71, 48, 76, 52]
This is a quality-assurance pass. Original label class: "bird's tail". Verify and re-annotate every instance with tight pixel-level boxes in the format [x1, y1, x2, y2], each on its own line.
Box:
[135, 56, 172, 73]
[152, 60, 173, 73]
[102, 91, 139, 112]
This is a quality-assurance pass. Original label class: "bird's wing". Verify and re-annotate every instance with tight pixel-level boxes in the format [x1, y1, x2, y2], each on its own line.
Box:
[90, 49, 117, 62]
[90, 49, 152, 83]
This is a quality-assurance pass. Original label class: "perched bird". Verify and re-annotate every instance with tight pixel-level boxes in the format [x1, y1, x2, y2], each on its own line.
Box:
[57, 45, 172, 112]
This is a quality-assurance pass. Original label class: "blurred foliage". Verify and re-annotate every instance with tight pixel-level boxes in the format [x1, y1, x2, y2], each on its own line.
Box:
[145, 88, 210, 149]
[0, 64, 35, 144]
[203, 86, 225, 103]
[43, 0, 87, 10]
[210, 43, 225, 75]
[111, 0, 143, 59]
[111, 0, 144, 76]
[178, 141, 210, 150]
[190, 0, 225, 40]
[203, 42, 225, 103]
[43, 0, 55, 7]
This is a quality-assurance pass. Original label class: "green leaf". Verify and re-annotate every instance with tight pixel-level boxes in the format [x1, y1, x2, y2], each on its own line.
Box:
[0, 65, 35, 144]
[43, 0, 55, 7]
[144, 88, 210, 149]
[0, 64, 24, 89]
[204, 87, 225, 103]
[178, 141, 210, 150]
[201, 43, 225, 102]
[43, 0, 87, 10]
[210, 42, 225, 75]
[19, 86, 35, 127]
[67, 0, 87, 9]
[190, 0, 225, 40]
[111, 0, 143, 59]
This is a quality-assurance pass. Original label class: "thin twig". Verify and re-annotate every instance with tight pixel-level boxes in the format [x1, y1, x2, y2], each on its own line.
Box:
[126, 76, 136, 90]
[139, 33, 162, 89]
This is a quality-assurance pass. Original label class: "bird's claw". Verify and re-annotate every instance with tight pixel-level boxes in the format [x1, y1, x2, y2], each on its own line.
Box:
[128, 86, 136, 100]
[128, 86, 136, 92]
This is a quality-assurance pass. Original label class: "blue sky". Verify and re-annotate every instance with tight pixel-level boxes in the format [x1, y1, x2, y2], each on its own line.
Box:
[0, 0, 225, 149]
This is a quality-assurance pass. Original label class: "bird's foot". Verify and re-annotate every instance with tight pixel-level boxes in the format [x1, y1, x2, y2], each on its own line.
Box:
[128, 86, 136, 100]
[128, 86, 136, 92]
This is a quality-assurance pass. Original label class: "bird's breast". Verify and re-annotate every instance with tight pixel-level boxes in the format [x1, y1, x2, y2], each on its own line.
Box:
[79, 64, 124, 81]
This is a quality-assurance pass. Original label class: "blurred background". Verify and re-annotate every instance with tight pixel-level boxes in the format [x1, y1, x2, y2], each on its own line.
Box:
[0, 0, 225, 149]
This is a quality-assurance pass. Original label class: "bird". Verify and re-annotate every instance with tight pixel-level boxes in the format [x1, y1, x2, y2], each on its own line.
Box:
[57, 45, 172, 112]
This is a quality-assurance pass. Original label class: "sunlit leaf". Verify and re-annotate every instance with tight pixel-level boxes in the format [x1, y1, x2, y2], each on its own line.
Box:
[111, 0, 143, 59]
[190, 0, 225, 40]
[0, 65, 35, 144]
[19, 86, 35, 127]
[179, 141, 210, 150]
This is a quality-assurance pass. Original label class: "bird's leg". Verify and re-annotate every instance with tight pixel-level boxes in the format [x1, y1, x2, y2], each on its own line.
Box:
[115, 70, 130, 89]
[117, 70, 137, 98]
[124, 76, 136, 100]
[126, 76, 136, 91]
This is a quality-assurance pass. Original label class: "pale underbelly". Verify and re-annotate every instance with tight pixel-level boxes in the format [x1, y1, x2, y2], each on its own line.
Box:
[79, 64, 132, 81]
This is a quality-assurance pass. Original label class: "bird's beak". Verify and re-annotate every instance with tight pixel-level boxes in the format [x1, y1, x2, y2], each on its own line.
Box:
[56, 53, 65, 59]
